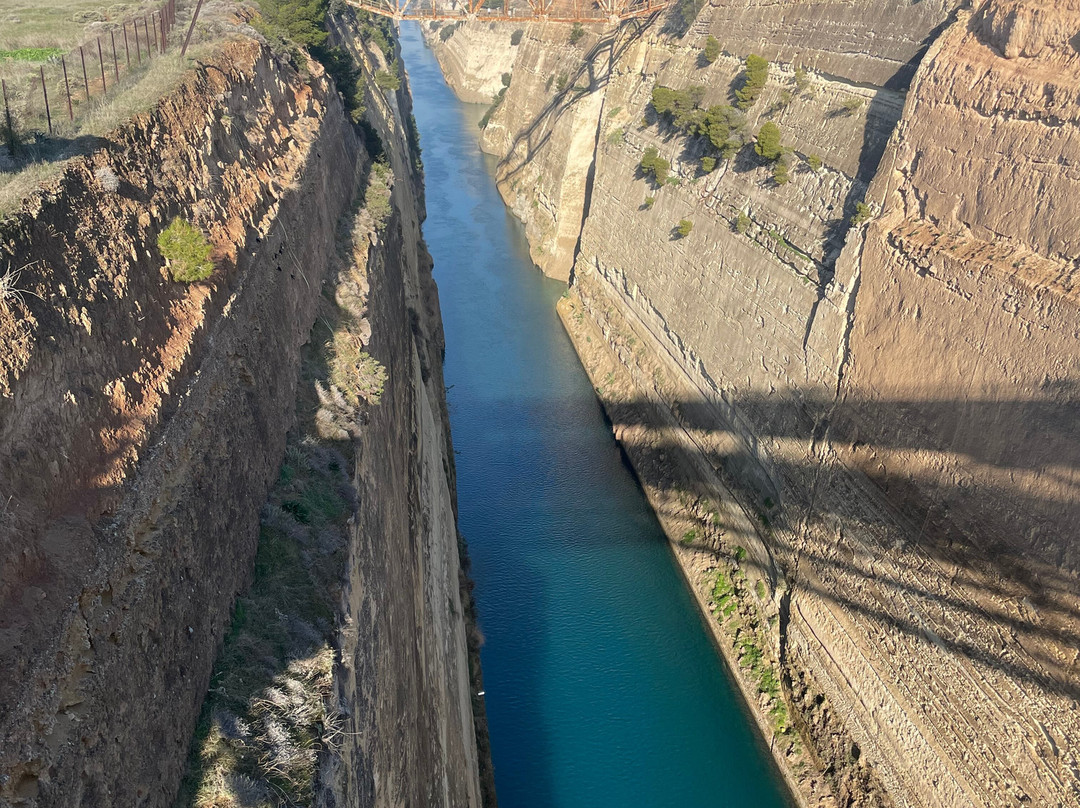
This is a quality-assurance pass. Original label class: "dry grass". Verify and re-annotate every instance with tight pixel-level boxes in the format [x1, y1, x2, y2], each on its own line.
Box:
[0, 1, 158, 55]
[0, 1, 245, 221]
[176, 440, 354, 808]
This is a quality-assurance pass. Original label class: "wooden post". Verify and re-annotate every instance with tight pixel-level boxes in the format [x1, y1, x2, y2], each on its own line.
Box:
[1, 79, 14, 156]
[61, 56, 74, 120]
[111, 31, 120, 82]
[40, 67, 53, 134]
[182, 0, 206, 56]
[159, 12, 167, 52]
[134, 19, 141, 63]
[97, 37, 107, 94]
[123, 22, 131, 67]
[80, 45, 90, 98]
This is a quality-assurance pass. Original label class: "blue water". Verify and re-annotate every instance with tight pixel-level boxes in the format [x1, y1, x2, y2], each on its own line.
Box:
[399, 23, 793, 808]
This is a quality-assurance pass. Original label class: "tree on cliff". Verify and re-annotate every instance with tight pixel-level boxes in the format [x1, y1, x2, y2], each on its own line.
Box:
[735, 54, 769, 109]
[640, 147, 670, 185]
[755, 122, 783, 162]
[702, 35, 721, 64]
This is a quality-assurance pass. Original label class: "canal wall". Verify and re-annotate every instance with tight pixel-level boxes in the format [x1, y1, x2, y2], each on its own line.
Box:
[425, 3, 1080, 807]
[0, 14, 486, 808]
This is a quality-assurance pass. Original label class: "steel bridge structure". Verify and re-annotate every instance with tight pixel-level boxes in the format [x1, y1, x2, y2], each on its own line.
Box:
[344, 0, 666, 24]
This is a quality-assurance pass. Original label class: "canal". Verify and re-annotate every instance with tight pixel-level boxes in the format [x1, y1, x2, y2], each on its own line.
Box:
[399, 23, 793, 808]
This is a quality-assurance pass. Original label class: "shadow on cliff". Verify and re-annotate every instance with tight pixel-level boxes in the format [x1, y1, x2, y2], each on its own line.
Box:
[594, 390, 1080, 704]
[496, 14, 660, 190]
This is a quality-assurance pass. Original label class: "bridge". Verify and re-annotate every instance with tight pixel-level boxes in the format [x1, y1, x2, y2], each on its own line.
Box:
[345, 0, 667, 24]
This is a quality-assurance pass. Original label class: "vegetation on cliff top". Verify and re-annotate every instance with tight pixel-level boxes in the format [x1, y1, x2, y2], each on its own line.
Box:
[735, 53, 769, 109]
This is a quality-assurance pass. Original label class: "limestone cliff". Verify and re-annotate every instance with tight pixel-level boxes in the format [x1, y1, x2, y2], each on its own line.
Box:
[426, 2, 1080, 807]
[0, 18, 485, 808]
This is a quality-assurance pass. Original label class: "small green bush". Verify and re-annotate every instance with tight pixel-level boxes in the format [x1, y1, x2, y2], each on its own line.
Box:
[735, 210, 751, 234]
[555, 72, 568, 92]
[735, 53, 769, 109]
[676, 219, 693, 237]
[851, 201, 874, 226]
[840, 97, 865, 115]
[158, 218, 213, 282]
[374, 70, 400, 92]
[501, 72, 512, 87]
[806, 153, 822, 172]
[702, 35, 721, 64]
[755, 121, 783, 162]
[772, 158, 790, 185]
[510, 28, 524, 45]
[569, 22, 585, 45]
[639, 147, 669, 185]
[606, 127, 625, 145]
[643, 196, 655, 209]
[701, 155, 716, 173]
[794, 66, 810, 93]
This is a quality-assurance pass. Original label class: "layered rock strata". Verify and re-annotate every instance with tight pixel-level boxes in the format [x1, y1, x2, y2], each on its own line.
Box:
[426, 2, 1080, 806]
[0, 21, 484, 808]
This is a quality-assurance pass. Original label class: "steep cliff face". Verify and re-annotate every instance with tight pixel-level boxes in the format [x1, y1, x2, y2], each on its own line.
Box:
[0, 20, 485, 808]
[426, 2, 1080, 807]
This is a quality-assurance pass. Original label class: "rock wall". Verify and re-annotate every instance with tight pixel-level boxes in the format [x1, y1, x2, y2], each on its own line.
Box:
[426, 2, 1080, 807]
[0, 21, 484, 808]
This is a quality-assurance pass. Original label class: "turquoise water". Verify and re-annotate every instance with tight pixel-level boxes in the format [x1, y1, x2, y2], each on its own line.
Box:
[400, 24, 793, 808]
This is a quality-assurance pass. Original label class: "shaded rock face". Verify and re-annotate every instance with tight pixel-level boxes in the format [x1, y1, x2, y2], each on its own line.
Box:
[0, 26, 483, 808]
[427, 1, 1080, 806]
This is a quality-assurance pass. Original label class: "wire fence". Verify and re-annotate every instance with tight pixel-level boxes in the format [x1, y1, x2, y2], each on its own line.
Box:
[1, 0, 184, 155]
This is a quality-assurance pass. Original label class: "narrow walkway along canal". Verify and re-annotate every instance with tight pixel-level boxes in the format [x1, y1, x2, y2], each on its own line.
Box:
[399, 24, 794, 808]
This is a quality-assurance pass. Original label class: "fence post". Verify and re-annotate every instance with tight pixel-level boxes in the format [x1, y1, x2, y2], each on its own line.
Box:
[97, 37, 107, 95]
[80, 45, 90, 99]
[159, 12, 167, 52]
[61, 56, 74, 120]
[182, 0, 206, 57]
[2, 79, 14, 156]
[134, 20, 142, 63]
[145, 16, 155, 57]
[40, 67, 53, 134]
[123, 22, 131, 67]
[111, 30, 119, 82]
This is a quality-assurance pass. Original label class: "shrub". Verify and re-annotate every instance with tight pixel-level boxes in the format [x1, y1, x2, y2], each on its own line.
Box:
[755, 121, 783, 162]
[478, 87, 507, 129]
[606, 127, 625, 145]
[95, 167, 120, 193]
[772, 158, 790, 185]
[439, 22, 458, 41]
[806, 153, 822, 172]
[735, 210, 751, 234]
[555, 72, 568, 92]
[639, 147, 669, 185]
[851, 201, 874, 226]
[643, 196, 655, 209]
[702, 35, 721, 64]
[735, 53, 769, 109]
[159, 218, 214, 282]
[569, 22, 585, 45]
[375, 70, 400, 91]
[701, 155, 716, 173]
[501, 72, 512, 87]
[794, 66, 810, 93]
[676, 219, 693, 237]
[776, 89, 792, 109]
[840, 97, 865, 115]
[510, 28, 524, 45]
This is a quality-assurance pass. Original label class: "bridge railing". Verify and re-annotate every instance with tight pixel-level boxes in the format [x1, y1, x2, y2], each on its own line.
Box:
[344, 0, 665, 23]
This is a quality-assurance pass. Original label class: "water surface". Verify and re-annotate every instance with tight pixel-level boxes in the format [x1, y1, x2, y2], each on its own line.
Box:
[400, 23, 792, 808]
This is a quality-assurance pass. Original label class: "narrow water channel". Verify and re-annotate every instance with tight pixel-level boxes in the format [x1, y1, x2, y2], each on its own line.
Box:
[400, 24, 793, 808]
